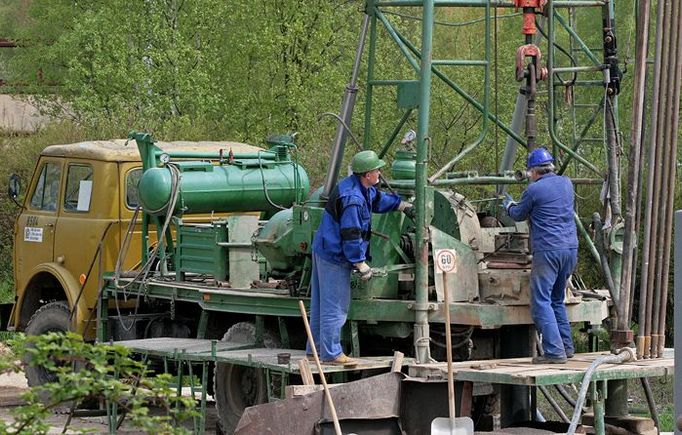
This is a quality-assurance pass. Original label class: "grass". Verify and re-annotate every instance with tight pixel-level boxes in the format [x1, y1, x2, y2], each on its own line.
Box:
[537, 375, 675, 431]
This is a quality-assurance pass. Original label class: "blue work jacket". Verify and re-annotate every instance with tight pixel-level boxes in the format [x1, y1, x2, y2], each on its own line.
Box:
[508, 173, 578, 253]
[313, 175, 402, 265]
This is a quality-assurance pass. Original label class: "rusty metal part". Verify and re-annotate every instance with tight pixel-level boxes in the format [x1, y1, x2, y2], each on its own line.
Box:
[234, 372, 403, 435]
[515, 44, 543, 82]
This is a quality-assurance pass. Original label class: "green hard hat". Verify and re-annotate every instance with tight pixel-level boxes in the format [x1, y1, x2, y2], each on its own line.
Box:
[351, 150, 386, 173]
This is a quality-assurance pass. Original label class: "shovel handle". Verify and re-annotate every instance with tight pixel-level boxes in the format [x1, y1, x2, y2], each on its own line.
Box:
[299, 300, 343, 435]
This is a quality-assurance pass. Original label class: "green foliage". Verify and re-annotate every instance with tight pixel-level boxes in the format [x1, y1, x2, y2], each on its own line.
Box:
[0, 332, 198, 434]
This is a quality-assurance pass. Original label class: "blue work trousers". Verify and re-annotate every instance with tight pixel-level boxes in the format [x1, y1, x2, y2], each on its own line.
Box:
[530, 249, 578, 358]
[306, 253, 352, 361]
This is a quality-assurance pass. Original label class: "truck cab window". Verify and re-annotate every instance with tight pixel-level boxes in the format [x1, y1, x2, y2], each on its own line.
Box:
[64, 165, 94, 212]
[126, 168, 143, 209]
[29, 162, 61, 211]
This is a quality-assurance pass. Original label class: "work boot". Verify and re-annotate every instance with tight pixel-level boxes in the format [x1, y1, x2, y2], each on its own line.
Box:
[566, 352, 575, 359]
[324, 353, 358, 366]
[532, 355, 567, 364]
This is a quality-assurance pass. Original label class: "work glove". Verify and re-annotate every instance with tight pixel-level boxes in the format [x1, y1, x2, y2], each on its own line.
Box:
[354, 262, 373, 281]
[502, 193, 516, 211]
[398, 201, 416, 221]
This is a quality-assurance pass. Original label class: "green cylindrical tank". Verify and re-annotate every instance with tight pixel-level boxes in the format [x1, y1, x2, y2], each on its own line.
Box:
[138, 158, 309, 215]
[391, 150, 417, 180]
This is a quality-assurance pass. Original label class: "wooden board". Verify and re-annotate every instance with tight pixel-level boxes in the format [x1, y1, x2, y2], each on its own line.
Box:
[113, 337, 415, 375]
[407, 351, 674, 386]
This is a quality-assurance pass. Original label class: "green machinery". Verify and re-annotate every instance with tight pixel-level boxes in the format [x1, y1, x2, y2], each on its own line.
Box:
[96, 0, 655, 433]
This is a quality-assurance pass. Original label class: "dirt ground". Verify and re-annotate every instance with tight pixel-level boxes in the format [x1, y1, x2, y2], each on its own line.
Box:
[0, 370, 220, 434]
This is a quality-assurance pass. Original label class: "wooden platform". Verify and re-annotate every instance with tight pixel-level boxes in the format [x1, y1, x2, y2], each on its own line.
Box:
[408, 350, 674, 386]
[113, 337, 413, 374]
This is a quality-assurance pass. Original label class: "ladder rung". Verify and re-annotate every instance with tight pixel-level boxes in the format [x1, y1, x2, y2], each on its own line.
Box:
[432, 59, 488, 66]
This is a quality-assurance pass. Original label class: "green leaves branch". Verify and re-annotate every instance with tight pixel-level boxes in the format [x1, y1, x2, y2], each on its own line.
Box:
[0, 332, 198, 434]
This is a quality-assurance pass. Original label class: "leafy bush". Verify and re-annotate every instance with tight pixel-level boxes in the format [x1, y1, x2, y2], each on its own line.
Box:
[0, 332, 198, 434]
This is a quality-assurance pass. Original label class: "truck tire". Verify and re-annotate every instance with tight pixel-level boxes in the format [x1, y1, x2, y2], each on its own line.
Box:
[214, 321, 280, 434]
[24, 301, 71, 387]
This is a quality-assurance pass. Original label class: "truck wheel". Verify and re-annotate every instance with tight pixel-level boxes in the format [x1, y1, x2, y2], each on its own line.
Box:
[24, 301, 71, 387]
[214, 322, 280, 434]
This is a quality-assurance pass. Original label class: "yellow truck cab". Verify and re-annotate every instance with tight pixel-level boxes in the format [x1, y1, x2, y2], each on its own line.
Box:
[8, 139, 262, 351]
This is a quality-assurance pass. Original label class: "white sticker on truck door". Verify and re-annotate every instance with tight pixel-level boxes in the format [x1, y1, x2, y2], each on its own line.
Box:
[24, 227, 44, 242]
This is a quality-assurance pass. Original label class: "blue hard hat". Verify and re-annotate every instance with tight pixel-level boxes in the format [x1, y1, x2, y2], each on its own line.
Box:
[527, 147, 554, 168]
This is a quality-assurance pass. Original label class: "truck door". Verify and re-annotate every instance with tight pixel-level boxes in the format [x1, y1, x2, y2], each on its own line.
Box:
[53, 159, 119, 329]
[14, 159, 62, 285]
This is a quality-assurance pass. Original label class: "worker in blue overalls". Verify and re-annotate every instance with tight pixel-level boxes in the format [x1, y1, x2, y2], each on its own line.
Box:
[307, 150, 414, 365]
[503, 147, 578, 364]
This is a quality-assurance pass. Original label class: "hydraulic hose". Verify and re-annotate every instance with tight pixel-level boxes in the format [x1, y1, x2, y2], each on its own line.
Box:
[566, 347, 636, 435]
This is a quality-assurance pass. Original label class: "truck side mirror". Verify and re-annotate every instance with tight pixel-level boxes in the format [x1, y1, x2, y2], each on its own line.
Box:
[8, 173, 21, 199]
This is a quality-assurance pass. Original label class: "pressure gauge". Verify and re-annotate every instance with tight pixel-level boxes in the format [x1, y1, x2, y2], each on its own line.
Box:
[159, 153, 171, 165]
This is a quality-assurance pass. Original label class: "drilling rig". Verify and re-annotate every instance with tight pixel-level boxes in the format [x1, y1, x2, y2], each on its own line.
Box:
[90, 1, 681, 433]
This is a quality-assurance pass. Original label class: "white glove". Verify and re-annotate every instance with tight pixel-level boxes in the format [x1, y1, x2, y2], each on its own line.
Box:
[398, 201, 411, 211]
[354, 262, 373, 281]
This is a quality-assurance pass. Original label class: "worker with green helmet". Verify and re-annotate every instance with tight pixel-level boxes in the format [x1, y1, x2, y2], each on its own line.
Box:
[306, 150, 414, 365]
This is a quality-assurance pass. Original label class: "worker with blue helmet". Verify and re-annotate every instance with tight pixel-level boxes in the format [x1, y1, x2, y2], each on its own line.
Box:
[503, 147, 578, 364]
[307, 150, 414, 365]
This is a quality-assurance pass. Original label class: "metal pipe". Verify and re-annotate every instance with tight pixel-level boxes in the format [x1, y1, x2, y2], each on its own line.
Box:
[413, 0, 435, 364]
[637, 1, 665, 358]
[555, 384, 578, 408]
[432, 59, 488, 66]
[321, 15, 370, 199]
[604, 96, 621, 220]
[389, 176, 602, 188]
[376, 0, 605, 6]
[592, 213, 620, 310]
[154, 150, 277, 160]
[651, 0, 674, 356]
[656, 0, 682, 358]
[539, 385, 570, 423]
[363, 14, 378, 150]
[552, 65, 604, 73]
[616, 0, 651, 336]
[640, 377, 661, 433]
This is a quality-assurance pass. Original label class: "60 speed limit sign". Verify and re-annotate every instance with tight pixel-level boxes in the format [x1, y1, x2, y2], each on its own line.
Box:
[435, 249, 457, 274]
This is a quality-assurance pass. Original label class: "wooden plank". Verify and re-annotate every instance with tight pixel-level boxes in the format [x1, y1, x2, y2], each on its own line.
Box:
[391, 351, 404, 372]
[298, 359, 315, 386]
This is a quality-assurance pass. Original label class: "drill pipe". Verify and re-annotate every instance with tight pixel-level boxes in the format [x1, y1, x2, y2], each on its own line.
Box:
[645, 0, 673, 358]
[656, 0, 682, 357]
[638, 0, 667, 357]
[616, 0, 650, 336]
